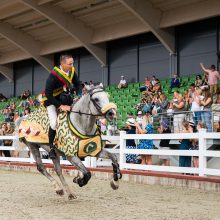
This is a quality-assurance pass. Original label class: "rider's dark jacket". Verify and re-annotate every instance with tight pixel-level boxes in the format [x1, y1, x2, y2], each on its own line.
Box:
[42, 66, 80, 108]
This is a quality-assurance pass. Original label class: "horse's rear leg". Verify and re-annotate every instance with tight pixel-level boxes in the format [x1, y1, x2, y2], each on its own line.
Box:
[97, 149, 122, 190]
[52, 155, 77, 200]
[28, 144, 64, 196]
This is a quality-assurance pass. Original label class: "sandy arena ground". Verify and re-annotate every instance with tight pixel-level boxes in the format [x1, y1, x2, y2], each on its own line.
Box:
[0, 170, 220, 220]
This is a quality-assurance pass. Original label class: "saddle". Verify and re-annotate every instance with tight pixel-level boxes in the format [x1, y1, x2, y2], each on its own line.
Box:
[18, 108, 103, 157]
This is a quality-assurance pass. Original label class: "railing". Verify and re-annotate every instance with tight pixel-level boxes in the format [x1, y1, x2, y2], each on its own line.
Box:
[0, 130, 220, 177]
[119, 129, 220, 177]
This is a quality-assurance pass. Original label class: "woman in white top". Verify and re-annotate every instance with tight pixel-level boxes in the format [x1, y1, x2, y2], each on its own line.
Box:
[191, 88, 202, 126]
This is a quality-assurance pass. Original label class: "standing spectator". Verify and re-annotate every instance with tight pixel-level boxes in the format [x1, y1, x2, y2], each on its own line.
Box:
[172, 94, 185, 133]
[99, 118, 107, 135]
[106, 120, 118, 136]
[191, 121, 206, 169]
[201, 89, 212, 132]
[0, 123, 11, 157]
[4, 122, 14, 157]
[13, 111, 20, 123]
[200, 63, 220, 94]
[157, 94, 169, 121]
[125, 118, 137, 164]
[179, 121, 193, 168]
[136, 119, 154, 165]
[0, 123, 6, 157]
[158, 120, 171, 166]
[117, 76, 127, 89]
[170, 74, 180, 89]
[191, 88, 202, 126]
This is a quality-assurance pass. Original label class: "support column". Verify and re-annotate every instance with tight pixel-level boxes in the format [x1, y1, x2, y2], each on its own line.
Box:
[169, 53, 177, 77]
[101, 65, 108, 87]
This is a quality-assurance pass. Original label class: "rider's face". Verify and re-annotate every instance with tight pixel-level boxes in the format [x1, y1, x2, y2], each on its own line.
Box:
[61, 58, 74, 73]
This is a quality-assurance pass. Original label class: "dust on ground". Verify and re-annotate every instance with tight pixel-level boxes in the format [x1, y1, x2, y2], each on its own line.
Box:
[0, 170, 219, 220]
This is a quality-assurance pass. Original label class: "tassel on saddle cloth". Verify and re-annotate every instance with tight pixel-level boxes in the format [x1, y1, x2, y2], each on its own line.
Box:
[18, 108, 103, 157]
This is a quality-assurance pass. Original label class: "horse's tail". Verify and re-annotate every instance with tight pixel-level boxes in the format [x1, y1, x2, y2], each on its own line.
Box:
[13, 116, 28, 151]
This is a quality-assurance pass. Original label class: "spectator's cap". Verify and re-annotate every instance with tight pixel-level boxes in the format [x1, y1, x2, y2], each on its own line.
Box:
[121, 75, 124, 78]
[137, 111, 142, 115]
[126, 118, 136, 127]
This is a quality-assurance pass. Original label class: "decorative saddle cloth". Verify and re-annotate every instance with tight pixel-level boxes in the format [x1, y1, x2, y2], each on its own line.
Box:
[18, 108, 103, 157]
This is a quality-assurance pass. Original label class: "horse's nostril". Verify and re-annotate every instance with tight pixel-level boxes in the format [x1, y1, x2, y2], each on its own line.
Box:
[108, 112, 113, 116]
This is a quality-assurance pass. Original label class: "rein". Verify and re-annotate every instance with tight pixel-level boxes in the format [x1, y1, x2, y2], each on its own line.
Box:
[70, 88, 104, 117]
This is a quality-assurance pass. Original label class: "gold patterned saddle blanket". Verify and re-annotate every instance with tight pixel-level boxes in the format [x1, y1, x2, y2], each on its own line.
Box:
[18, 108, 103, 157]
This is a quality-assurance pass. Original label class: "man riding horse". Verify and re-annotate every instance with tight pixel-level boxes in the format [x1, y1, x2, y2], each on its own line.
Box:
[42, 54, 80, 159]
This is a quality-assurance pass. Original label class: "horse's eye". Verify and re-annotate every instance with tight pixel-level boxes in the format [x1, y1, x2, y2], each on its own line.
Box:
[94, 98, 99, 102]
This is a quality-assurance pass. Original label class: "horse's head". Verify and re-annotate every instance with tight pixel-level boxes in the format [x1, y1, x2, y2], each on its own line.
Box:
[88, 86, 117, 121]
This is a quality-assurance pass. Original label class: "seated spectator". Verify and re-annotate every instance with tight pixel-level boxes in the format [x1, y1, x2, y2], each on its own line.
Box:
[200, 63, 220, 94]
[151, 75, 156, 86]
[125, 118, 137, 164]
[200, 74, 209, 90]
[195, 75, 203, 87]
[139, 77, 151, 92]
[152, 79, 161, 93]
[89, 80, 94, 89]
[136, 111, 143, 126]
[145, 83, 154, 96]
[144, 77, 151, 88]
[127, 112, 134, 119]
[0, 93, 7, 101]
[19, 90, 31, 99]
[170, 74, 180, 89]
[118, 76, 127, 89]
[158, 120, 171, 166]
[143, 98, 153, 114]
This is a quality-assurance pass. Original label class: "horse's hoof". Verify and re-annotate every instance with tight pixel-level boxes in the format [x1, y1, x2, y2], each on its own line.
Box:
[110, 179, 119, 190]
[68, 194, 77, 200]
[56, 189, 64, 196]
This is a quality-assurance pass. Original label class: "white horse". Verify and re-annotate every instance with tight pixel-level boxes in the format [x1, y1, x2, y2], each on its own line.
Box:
[15, 86, 122, 200]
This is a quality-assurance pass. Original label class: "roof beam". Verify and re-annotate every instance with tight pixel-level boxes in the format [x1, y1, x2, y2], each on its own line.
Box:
[0, 22, 53, 71]
[161, 0, 220, 28]
[19, 0, 107, 65]
[118, 0, 175, 54]
[0, 63, 13, 82]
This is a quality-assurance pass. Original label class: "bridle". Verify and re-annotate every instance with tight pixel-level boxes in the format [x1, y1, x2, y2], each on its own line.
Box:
[70, 88, 105, 117]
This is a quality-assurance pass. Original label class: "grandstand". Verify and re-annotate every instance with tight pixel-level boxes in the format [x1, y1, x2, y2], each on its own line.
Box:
[0, 0, 219, 131]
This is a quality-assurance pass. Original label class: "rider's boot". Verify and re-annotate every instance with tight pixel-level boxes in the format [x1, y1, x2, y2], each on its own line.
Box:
[48, 127, 56, 159]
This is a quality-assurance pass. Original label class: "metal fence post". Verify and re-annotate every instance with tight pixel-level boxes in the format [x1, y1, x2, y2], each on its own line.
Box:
[119, 131, 126, 170]
[198, 128, 207, 176]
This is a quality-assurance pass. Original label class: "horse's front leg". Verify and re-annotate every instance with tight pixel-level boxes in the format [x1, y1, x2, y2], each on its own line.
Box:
[97, 149, 122, 190]
[67, 156, 91, 187]
[52, 153, 77, 200]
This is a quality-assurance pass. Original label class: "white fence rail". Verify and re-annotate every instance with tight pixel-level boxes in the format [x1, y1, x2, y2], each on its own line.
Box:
[0, 130, 220, 177]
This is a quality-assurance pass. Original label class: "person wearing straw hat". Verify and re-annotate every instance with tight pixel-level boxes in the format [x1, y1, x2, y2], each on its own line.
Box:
[125, 118, 137, 163]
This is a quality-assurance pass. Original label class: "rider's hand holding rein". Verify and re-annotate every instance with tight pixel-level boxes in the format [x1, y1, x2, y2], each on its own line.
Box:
[59, 105, 71, 112]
